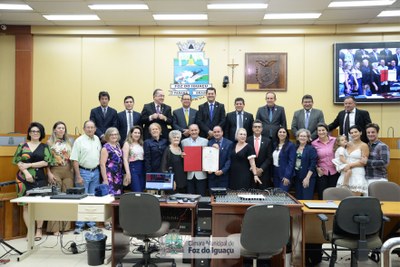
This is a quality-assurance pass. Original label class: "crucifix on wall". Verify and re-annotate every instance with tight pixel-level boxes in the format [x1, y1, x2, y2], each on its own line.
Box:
[227, 59, 239, 83]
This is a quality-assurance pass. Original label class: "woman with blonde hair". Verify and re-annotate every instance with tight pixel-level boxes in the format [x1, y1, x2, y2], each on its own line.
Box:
[100, 127, 123, 195]
[46, 121, 74, 235]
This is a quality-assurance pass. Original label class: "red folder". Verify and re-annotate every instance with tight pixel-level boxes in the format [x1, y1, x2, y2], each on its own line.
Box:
[183, 146, 202, 171]
[380, 69, 388, 82]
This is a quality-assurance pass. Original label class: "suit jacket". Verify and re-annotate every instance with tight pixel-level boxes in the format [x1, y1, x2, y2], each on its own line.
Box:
[196, 101, 226, 138]
[328, 108, 371, 143]
[141, 102, 172, 140]
[207, 137, 233, 178]
[181, 136, 208, 180]
[295, 144, 318, 181]
[172, 107, 197, 133]
[247, 135, 272, 188]
[224, 110, 254, 141]
[117, 110, 141, 146]
[89, 106, 118, 139]
[255, 105, 287, 140]
[273, 141, 296, 182]
[291, 108, 325, 140]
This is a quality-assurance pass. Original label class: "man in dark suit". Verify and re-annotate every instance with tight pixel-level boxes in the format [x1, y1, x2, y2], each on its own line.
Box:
[328, 96, 371, 143]
[196, 87, 226, 139]
[379, 48, 393, 63]
[255, 92, 287, 142]
[117, 96, 141, 146]
[207, 126, 232, 189]
[291, 94, 325, 140]
[224, 97, 254, 142]
[89, 91, 118, 142]
[393, 48, 400, 66]
[141, 89, 172, 140]
[246, 119, 272, 189]
[172, 93, 197, 139]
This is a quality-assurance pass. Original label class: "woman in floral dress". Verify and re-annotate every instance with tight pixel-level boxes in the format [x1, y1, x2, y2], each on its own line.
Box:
[46, 121, 74, 235]
[100, 127, 123, 195]
[12, 122, 54, 241]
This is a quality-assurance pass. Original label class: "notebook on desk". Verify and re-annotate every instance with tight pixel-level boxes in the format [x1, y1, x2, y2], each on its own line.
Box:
[304, 201, 338, 209]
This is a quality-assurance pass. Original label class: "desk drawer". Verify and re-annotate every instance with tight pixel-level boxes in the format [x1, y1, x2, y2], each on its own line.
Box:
[77, 213, 107, 221]
[78, 204, 105, 214]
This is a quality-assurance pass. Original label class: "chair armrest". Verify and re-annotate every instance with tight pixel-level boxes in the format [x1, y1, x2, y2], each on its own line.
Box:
[317, 214, 328, 222]
[317, 213, 329, 241]
[382, 216, 390, 223]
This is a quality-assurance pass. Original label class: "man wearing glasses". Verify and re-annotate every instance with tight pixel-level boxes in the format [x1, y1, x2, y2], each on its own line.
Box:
[172, 93, 197, 139]
[246, 120, 273, 189]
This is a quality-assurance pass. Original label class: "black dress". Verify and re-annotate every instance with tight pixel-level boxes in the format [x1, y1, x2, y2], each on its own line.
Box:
[229, 144, 256, 190]
[161, 147, 187, 193]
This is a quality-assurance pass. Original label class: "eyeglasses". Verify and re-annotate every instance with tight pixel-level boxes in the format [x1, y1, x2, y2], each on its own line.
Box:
[30, 130, 40, 134]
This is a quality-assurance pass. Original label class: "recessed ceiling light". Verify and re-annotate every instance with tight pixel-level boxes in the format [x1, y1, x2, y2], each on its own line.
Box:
[264, 13, 321, 19]
[329, 1, 395, 8]
[43, 15, 100, 21]
[378, 10, 400, 16]
[0, 4, 32, 10]
[153, 14, 208, 20]
[207, 3, 268, 10]
[88, 4, 149, 10]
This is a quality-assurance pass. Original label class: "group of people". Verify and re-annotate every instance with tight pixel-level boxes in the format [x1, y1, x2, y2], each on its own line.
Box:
[338, 48, 400, 96]
[12, 87, 391, 239]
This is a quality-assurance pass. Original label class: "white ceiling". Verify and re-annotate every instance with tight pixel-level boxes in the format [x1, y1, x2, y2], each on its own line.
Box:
[0, 0, 400, 26]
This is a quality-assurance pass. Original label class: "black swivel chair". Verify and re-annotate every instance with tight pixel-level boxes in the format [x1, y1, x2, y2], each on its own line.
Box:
[318, 196, 388, 267]
[228, 204, 290, 265]
[118, 192, 176, 267]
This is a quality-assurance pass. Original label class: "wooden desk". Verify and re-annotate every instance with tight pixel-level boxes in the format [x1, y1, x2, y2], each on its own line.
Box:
[210, 196, 303, 267]
[10, 195, 114, 261]
[300, 200, 400, 266]
[111, 200, 197, 267]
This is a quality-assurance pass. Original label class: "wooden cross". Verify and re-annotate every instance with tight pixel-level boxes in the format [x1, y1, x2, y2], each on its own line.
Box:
[227, 59, 239, 83]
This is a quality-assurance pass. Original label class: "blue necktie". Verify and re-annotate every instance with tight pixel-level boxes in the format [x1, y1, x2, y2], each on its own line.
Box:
[209, 103, 214, 122]
[268, 108, 273, 122]
[305, 110, 310, 129]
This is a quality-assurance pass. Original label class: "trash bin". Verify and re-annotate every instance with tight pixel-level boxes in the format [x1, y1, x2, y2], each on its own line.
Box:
[85, 228, 107, 266]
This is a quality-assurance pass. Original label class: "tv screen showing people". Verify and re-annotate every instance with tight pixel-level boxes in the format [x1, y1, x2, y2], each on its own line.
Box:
[145, 172, 174, 191]
[334, 42, 400, 104]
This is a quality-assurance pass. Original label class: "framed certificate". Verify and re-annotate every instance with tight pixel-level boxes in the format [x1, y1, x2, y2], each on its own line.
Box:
[202, 147, 219, 172]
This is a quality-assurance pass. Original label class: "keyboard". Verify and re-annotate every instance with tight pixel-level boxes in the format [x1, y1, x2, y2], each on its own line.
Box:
[50, 194, 88, 200]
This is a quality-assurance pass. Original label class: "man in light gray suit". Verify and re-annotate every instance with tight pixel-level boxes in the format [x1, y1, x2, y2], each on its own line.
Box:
[255, 92, 287, 142]
[291, 94, 325, 140]
[181, 124, 208, 195]
[172, 93, 197, 139]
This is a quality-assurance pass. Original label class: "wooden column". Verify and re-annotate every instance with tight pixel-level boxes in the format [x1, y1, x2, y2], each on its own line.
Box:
[2, 25, 33, 133]
[14, 26, 33, 133]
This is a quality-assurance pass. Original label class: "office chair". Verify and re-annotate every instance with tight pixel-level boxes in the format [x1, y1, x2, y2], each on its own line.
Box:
[368, 181, 400, 255]
[118, 192, 176, 267]
[228, 204, 290, 265]
[318, 197, 387, 267]
[323, 187, 353, 200]
[368, 181, 400, 202]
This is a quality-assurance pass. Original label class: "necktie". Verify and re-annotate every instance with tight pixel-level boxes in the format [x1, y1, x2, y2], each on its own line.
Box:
[305, 110, 310, 129]
[255, 137, 260, 157]
[102, 107, 107, 117]
[268, 108, 273, 122]
[209, 103, 214, 122]
[344, 111, 350, 138]
[184, 109, 189, 126]
[238, 111, 243, 128]
[128, 111, 133, 131]
[156, 105, 161, 114]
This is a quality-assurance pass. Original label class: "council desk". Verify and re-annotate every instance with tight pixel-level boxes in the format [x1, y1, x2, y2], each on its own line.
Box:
[10, 195, 114, 261]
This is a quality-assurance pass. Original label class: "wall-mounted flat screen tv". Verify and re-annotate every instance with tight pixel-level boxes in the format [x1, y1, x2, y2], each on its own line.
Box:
[334, 42, 400, 104]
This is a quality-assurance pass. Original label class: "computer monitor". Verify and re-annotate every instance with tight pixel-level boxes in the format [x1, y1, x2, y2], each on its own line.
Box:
[145, 172, 174, 191]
